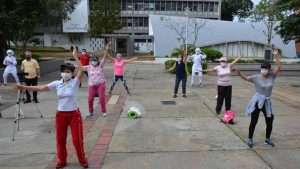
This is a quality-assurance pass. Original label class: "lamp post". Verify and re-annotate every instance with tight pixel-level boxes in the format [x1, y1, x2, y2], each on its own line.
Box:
[184, 7, 190, 57]
[176, 37, 181, 49]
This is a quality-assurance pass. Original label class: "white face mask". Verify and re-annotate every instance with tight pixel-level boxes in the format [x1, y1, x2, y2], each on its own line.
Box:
[91, 61, 98, 66]
[61, 72, 72, 81]
[195, 51, 200, 55]
[261, 68, 269, 76]
[8, 53, 12, 57]
[81, 52, 86, 55]
[178, 58, 182, 62]
[221, 62, 227, 68]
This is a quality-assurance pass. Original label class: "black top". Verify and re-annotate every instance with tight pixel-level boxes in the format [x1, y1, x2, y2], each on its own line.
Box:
[176, 61, 186, 77]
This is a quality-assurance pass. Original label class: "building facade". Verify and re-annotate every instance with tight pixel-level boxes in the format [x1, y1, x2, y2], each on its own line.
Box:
[111, 0, 221, 56]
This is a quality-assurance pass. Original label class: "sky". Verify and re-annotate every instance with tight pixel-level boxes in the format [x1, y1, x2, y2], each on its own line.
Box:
[252, 0, 260, 5]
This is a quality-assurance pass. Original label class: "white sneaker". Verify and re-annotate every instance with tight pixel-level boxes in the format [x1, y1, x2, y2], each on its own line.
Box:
[103, 113, 107, 117]
[86, 112, 93, 117]
[214, 95, 218, 99]
[190, 84, 194, 87]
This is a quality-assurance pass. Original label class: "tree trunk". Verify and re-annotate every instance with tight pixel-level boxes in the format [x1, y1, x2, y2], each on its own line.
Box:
[0, 34, 8, 66]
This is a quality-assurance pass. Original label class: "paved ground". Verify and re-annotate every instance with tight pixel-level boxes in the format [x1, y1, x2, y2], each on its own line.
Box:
[0, 62, 300, 169]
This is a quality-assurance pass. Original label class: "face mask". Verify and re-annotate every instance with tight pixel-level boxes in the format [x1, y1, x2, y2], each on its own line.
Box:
[81, 52, 86, 55]
[26, 55, 31, 60]
[91, 61, 98, 66]
[221, 62, 227, 68]
[61, 72, 72, 81]
[8, 53, 12, 57]
[195, 51, 200, 55]
[261, 68, 269, 76]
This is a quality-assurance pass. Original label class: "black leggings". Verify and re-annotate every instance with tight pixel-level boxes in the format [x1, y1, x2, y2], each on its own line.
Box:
[174, 76, 187, 95]
[216, 85, 232, 113]
[25, 77, 38, 101]
[248, 104, 274, 139]
[109, 75, 129, 92]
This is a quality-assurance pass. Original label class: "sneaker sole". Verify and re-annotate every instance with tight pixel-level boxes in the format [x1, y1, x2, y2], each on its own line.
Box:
[264, 142, 275, 147]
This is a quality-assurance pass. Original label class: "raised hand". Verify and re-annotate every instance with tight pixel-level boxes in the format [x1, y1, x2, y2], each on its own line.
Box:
[72, 46, 77, 57]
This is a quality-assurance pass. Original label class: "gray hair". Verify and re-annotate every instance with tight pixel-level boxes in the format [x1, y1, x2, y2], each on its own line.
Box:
[116, 53, 122, 57]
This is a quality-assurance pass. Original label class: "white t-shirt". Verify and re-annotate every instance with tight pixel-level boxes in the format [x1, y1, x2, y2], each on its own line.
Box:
[47, 77, 80, 111]
[213, 64, 232, 86]
[190, 54, 206, 71]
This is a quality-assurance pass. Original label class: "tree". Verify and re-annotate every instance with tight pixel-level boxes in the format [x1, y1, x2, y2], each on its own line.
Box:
[221, 0, 254, 21]
[89, 0, 123, 38]
[274, 0, 300, 43]
[252, 0, 281, 48]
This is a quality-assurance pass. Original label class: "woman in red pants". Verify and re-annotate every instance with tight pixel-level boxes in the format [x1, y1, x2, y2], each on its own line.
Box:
[13, 49, 88, 169]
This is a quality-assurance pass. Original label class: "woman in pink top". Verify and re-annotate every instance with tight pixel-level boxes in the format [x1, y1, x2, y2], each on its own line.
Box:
[106, 53, 137, 95]
[202, 54, 243, 115]
[83, 47, 108, 117]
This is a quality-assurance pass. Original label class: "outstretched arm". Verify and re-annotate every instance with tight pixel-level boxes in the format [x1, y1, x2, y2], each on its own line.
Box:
[202, 68, 217, 73]
[232, 67, 252, 82]
[165, 63, 176, 73]
[230, 53, 243, 67]
[106, 52, 115, 61]
[13, 84, 49, 91]
[124, 57, 138, 64]
[72, 48, 85, 81]
[272, 48, 281, 76]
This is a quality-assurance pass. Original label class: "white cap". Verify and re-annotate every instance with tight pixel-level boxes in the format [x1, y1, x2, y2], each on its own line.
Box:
[195, 48, 201, 52]
[6, 49, 14, 55]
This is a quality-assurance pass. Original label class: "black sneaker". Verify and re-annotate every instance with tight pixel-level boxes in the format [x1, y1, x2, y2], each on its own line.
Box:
[24, 100, 31, 104]
[183, 95, 187, 98]
[216, 111, 221, 115]
[0, 113, 2, 118]
[108, 90, 112, 95]
[33, 99, 39, 103]
[173, 95, 177, 98]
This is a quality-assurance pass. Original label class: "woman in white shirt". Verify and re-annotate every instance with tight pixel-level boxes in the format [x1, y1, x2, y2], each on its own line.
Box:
[3, 49, 19, 86]
[12, 49, 88, 169]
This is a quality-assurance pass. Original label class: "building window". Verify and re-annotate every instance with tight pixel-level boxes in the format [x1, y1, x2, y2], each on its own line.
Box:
[209, 2, 214, 12]
[193, 2, 198, 11]
[204, 2, 209, 12]
[138, 0, 144, 11]
[177, 1, 182, 11]
[127, 0, 133, 10]
[171, 1, 176, 11]
[134, 17, 139, 27]
[144, 17, 149, 27]
[198, 2, 203, 12]
[149, 0, 154, 11]
[155, 1, 160, 11]
[121, 0, 126, 10]
[183, 2, 187, 9]
[127, 18, 133, 27]
[188, 2, 193, 11]
[134, 0, 138, 10]
[166, 1, 171, 11]
[139, 17, 144, 27]
[161, 1, 165, 11]
[122, 17, 127, 27]
[144, 0, 149, 11]
[214, 2, 219, 12]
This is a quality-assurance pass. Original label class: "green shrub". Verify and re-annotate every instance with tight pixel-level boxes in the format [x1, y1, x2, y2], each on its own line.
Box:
[202, 48, 223, 62]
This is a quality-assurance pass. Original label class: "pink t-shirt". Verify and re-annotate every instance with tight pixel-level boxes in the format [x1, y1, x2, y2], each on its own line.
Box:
[84, 59, 105, 86]
[114, 59, 125, 76]
[213, 64, 232, 86]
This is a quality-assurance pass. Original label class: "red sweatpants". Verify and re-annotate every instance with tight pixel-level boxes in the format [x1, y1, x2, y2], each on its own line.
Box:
[55, 110, 87, 165]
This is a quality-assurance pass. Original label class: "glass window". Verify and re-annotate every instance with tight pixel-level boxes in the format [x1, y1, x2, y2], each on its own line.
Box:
[204, 2, 208, 12]
[214, 2, 218, 12]
[144, 0, 149, 11]
[134, 0, 138, 10]
[166, 1, 171, 11]
[193, 2, 198, 11]
[149, 0, 154, 11]
[139, 17, 144, 27]
[198, 2, 203, 12]
[155, 1, 160, 11]
[138, 0, 144, 11]
[209, 2, 214, 12]
[188, 2, 193, 11]
[121, 0, 126, 10]
[134, 17, 138, 27]
[127, 18, 133, 27]
[161, 1, 165, 11]
[183, 2, 187, 9]
[171, 1, 176, 11]
[122, 17, 127, 27]
[177, 1, 182, 11]
[144, 17, 149, 27]
[127, 0, 133, 10]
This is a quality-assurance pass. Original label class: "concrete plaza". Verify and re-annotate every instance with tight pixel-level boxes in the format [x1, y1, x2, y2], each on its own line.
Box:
[0, 62, 300, 169]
